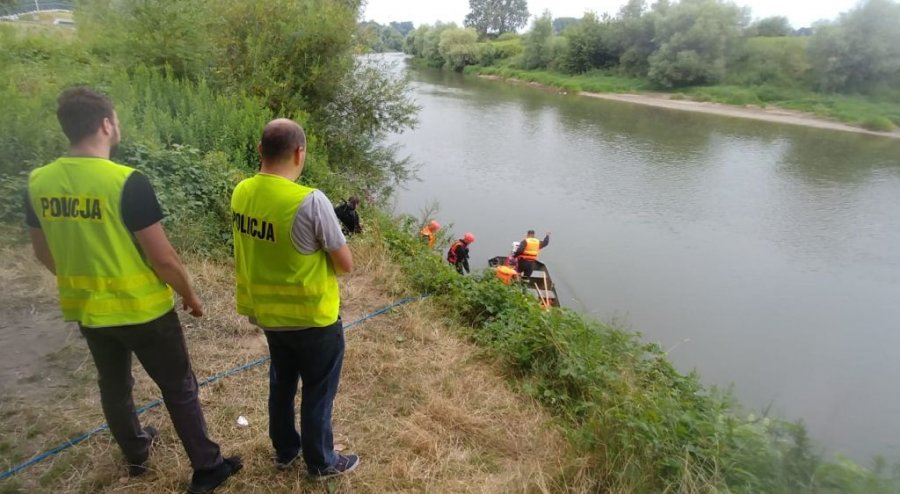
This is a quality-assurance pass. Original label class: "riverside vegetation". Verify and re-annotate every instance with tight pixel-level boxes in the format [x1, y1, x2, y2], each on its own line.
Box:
[2, 0, 900, 492]
[397, 0, 900, 131]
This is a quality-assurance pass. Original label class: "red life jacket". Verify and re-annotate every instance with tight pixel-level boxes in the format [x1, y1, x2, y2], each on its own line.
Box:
[447, 240, 465, 263]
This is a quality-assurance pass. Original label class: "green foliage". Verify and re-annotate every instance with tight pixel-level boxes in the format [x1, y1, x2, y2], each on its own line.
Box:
[861, 116, 896, 132]
[557, 13, 619, 74]
[521, 11, 554, 70]
[807, 0, 900, 94]
[647, 0, 749, 87]
[212, 0, 360, 113]
[76, 0, 218, 79]
[2, 0, 416, 242]
[749, 15, 793, 37]
[552, 17, 578, 34]
[117, 143, 244, 256]
[727, 36, 810, 87]
[438, 27, 479, 71]
[463, 0, 529, 39]
[467, 65, 649, 94]
[614, 0, 660, 77]
[474, 38, 523, 66]
[317, 58, 419, 198]
[357, 21, 405, 53]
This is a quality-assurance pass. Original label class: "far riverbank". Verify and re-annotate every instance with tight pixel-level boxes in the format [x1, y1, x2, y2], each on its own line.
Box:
[476, 74, 900, 139]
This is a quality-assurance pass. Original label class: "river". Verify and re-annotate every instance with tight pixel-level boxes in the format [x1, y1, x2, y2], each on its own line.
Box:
[384, 54, 900, 462]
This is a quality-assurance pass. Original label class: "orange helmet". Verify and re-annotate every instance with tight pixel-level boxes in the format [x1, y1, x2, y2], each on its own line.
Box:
[429, 220, 441, 231]
[463, 232, 475, 244]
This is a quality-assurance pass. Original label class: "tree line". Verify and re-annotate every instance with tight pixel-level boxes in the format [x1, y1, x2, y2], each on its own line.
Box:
[397, 0, 900, 96]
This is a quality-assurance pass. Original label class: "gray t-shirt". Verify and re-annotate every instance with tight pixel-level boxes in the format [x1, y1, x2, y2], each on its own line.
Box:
[291, 190, 347, 254]
[253, 190, 346, 331]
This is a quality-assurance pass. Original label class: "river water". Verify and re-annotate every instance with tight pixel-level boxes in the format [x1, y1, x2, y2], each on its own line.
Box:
[385, 54, 900, 462]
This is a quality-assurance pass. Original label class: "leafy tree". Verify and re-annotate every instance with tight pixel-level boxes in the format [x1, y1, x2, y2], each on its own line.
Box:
[390, 21, 415, 37]
[552, 17, 578, 34]
[438, 27, 479, 71]
[76, 0, 218, 79]
[380, 25, 405, 51]
[464, 0, 529, 39]
[727, 36, 810, 86]
[522, 11, 554, 69]
[613, 0, 659, 76]
[559, 12, 619, 73]
[212, 0, 360, 112]
[421, 22, 457, 67]
[750, 16, 792, 37]
[807, 0, 900, 93]
[647, 0, 748, 87]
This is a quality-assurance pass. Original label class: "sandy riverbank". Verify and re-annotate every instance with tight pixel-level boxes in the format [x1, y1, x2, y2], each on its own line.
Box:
[478, 75, 900, 139]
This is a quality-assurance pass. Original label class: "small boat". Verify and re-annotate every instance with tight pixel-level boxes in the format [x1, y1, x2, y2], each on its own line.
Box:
[488, 256, 561, 308]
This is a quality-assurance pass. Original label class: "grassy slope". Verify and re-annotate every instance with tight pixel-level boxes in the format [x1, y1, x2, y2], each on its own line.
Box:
[0, 234, 583, 493]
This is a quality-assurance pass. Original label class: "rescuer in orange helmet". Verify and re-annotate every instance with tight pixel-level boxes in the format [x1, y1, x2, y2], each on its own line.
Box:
[419, 220, 441, 249]
[447, 232, 475, 274]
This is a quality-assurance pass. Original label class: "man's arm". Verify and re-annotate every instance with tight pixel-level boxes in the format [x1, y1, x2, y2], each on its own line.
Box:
[133, 223, 203, 317]
[29, 228, 56, 274]
[541, 233, 550, 249]
[328, 244, 353, 274]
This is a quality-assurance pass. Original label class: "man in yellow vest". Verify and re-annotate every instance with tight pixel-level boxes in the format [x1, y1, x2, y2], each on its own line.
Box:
[513, 229, 551, 278]
[231, 119, 358, 480]
[25, 87, 241, 493]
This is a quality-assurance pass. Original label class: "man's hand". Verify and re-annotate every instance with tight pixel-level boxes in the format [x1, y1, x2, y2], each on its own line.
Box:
[181, 293, 204, 317]
[546, 231, 551, 236]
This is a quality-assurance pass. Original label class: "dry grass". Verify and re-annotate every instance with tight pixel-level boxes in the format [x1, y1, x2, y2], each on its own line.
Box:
[0, 235, 586, 493]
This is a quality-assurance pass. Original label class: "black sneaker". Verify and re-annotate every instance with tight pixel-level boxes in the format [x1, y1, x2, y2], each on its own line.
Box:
[310, 454, 360, 481]
[127, 426, 160, 477]
[188, 456, 242, 493]
[274, 450, 301, 470]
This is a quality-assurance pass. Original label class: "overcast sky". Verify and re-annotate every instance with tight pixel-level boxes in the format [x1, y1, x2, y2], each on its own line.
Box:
[363, 0, 863, 29]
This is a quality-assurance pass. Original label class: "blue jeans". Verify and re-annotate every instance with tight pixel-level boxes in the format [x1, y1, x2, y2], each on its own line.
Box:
[263, 319, 344, 473]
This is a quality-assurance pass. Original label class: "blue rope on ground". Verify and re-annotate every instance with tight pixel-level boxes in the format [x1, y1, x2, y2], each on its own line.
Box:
[0, 295, 425, 481]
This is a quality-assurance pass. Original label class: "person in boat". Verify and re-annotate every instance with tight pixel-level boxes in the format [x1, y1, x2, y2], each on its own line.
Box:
[495, 256, 520, 284]
[513, 230, 550, 278]
[419, 220, 441, 249]
[447, 232, 475, 274]
[334, 196, 362, 236]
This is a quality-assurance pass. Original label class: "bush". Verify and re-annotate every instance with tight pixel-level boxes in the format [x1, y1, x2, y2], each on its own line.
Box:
[115, 143, 247, 256]
[861, 116, 896, 132]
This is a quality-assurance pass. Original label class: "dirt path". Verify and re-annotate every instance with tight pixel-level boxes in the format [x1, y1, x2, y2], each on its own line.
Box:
[477, 74, 900, 139]
[0, 247, 81, 397]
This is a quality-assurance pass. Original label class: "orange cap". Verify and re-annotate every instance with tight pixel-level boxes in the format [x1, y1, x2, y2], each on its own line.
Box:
[429, 220, 441, 231]
[464, 232, 475, 243]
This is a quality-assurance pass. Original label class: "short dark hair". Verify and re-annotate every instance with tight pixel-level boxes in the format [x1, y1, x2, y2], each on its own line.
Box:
[56, 87, 115, 145]
[260, 119, 306, 162]
[348, 196, 359, 207]
[527, 229, 535, 235]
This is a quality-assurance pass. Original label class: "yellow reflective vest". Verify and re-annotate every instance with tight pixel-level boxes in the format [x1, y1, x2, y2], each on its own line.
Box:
[231, 174, 340, 328]
[28, 157, 174, 328]
[520, 237, 540, 261]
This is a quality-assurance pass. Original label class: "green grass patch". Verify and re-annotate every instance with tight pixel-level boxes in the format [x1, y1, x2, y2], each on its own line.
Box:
[466, 66, 647, 94]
